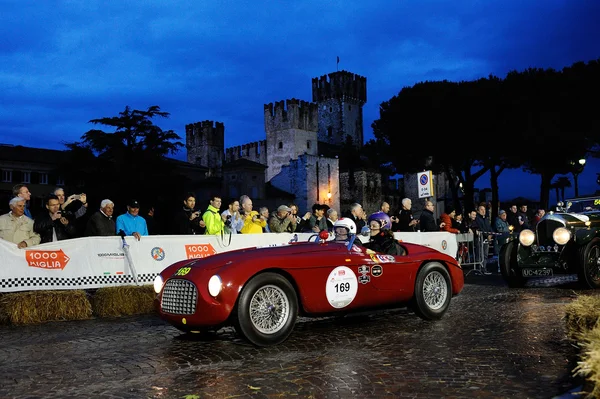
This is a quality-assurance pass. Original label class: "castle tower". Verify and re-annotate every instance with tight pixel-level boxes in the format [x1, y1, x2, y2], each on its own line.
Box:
[185, 120, 224, 176]
[264, 99, 319, 181]
[312, 70, 367, 148]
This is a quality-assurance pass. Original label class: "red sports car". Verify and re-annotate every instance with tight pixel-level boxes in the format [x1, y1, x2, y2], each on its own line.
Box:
[153, 233, 464, 347]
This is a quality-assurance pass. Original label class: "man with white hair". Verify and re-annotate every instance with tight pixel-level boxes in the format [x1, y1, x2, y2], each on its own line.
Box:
[0, 197, 40, 248]
[84, 199, 116, 236]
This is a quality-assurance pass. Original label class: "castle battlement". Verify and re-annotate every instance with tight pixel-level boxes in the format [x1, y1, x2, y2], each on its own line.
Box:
[264, 99, 318, 133]
[312, 70, 367, 104]
[185, 120, 224, 147]
[225, 140, 267, 164]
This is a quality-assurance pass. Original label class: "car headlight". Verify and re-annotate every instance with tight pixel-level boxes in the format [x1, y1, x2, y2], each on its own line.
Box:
[552, 227, 571, 245]
[208, 275, 222, 297]
[153, 275, 164, 294]
[519, 229, 535, 246]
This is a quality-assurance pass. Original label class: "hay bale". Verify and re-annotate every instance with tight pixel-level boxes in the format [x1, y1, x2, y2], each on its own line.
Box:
[0, 290, 92, 325]
[565, 295, 600, 340]
[573, 326, 600, 399]
[92, 285, 156, 318]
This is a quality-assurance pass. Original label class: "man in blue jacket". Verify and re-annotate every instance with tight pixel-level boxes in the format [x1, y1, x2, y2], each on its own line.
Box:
[116, 199, 148, 241]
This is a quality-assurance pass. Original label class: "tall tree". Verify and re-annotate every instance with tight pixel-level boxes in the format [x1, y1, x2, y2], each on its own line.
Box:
[63, 106, 184, 207]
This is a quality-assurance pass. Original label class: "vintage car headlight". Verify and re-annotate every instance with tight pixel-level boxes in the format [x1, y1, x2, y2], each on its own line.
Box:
[153, 275, 164, 294]
[519, 229, 535, 247]
[208, 275, 222, 297]
[552, 227, 571, 245]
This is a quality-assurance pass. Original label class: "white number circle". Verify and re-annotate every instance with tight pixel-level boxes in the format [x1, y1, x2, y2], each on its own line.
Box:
[325, 266, 358, 309]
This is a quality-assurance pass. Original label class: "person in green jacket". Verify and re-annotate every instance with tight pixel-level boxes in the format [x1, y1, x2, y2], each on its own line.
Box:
[202, 195, 225, 235]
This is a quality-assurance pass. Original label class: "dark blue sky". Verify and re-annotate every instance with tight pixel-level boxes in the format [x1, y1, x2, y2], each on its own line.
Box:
[0, 0, 598, 201]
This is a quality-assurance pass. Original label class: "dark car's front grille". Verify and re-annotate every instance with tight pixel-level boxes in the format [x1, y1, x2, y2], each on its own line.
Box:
[161, 279, 198, 315]
[536, 219, 566, 247]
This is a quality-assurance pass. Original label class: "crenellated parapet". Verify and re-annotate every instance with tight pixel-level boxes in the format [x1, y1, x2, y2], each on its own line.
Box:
[225, 140, 267, 165]
[185, 120, 224, 148]
[264, 99, 318, 133]
[311, 70, 367, 104]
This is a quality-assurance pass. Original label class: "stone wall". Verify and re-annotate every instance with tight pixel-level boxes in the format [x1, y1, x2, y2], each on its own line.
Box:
[264, 99, 319, 182]
[270, 154, 339, 214]
[225, 141, 267, 165]
[185, 121, 224, 175]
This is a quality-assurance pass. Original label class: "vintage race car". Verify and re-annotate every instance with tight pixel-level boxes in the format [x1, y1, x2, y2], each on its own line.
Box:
[153, 232, 464, 346]
[500, 196, 600, 288]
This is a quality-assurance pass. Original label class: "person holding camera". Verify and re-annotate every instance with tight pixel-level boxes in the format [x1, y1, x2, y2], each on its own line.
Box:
[221, 198, 244, 234]
[171, 192, 206, 235]
[268, 205, 296, 233]
[239, 195, 266, 234]
[33, 194, 77, 243]
[202, 195, 225, 235]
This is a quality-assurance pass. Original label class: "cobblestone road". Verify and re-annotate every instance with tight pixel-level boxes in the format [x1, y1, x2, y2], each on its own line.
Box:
[0, 274, 592, 399]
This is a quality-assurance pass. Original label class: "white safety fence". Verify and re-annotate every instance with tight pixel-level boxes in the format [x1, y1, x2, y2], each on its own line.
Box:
[0, 231, 458, 293]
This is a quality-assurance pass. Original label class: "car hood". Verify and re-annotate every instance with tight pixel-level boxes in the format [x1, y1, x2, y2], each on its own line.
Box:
[543, 212, 598, 226]
[179, 241, 345, 272]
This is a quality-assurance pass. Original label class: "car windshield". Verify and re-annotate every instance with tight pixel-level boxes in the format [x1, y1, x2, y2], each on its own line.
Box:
[565, 197, 600, 213]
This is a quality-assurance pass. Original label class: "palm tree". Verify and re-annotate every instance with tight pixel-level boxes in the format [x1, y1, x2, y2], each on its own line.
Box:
[551, 176, 572, 203]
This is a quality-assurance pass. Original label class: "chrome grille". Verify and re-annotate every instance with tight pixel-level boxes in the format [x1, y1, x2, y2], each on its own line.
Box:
[536, 219, 565, 247]
[161, 279, 198, 315]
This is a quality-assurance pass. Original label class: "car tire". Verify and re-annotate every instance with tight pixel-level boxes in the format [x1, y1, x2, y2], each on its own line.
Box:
[499, 241, 526, 288]
[234, 272, 298, 347]
[412, 262, 452, 320]
[578, 238, 600, 289]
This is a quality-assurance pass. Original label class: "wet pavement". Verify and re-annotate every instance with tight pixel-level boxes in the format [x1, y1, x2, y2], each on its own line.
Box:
[0, 272, 593, 399]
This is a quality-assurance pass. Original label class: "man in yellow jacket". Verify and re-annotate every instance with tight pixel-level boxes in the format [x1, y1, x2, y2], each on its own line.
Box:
[202, 195, 225, 235]
[239, 195, 266, 234]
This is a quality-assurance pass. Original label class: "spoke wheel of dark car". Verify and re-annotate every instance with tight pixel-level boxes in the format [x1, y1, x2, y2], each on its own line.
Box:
[412, 262, 451, 320]
[234, 272, 298, 347]
[499, 241, 526, 288]
[578, 238, 600, 289]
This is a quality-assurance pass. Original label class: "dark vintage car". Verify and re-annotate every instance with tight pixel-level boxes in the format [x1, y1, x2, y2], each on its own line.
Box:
[499, 196, 600, 288]
[153, 231, 464, 346]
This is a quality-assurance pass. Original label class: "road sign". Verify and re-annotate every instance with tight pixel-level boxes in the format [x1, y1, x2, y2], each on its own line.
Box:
[417, 171, 434, 199]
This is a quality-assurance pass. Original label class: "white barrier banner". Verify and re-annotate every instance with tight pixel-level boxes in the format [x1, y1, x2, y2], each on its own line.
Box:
[0, 231, 458, 293]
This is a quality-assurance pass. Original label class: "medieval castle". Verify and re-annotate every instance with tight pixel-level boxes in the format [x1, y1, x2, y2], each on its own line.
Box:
[184, 70, 398, 214]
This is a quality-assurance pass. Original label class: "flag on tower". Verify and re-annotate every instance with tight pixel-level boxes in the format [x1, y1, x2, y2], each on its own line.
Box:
[336, 56, 340, 70]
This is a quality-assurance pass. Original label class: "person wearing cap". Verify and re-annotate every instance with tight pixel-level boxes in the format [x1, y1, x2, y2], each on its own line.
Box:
[85, 199, 116, 236]
[115, 199, 148, 241]
[268, 205, 297, 233]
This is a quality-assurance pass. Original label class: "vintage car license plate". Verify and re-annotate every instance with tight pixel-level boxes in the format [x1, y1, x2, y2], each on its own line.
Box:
[522, 268, 553, 277]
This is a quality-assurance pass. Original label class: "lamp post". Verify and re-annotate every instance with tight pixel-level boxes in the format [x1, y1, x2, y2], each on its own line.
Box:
[573, 158, 586, 197]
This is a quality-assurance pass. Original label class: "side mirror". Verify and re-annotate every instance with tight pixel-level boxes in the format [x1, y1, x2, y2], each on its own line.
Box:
[360, 226, 371, 237]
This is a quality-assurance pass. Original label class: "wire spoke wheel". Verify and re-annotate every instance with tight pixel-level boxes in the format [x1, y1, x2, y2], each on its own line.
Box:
[422, 271, 448, 310]
[249, 284, 290, 334]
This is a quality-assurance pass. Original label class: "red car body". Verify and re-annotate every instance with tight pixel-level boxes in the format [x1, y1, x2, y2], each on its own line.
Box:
[155, 237, 464, 346]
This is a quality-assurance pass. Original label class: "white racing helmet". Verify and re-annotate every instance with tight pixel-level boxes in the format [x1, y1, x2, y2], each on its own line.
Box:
[333, 217, 357, 235]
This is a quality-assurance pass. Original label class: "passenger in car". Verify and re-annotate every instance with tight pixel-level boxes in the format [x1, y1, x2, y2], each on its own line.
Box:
[364, 212, 406, 256]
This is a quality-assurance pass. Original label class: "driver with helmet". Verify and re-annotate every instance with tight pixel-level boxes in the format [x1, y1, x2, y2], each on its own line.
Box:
[332, 217, 357, 242]
[364, 211, 406, 256]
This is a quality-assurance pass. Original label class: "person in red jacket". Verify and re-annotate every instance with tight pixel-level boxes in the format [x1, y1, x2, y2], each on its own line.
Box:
[440, 205, 460, 234]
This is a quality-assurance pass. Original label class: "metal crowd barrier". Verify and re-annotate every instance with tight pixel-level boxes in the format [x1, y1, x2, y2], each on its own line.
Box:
[457, 231, 491, 276]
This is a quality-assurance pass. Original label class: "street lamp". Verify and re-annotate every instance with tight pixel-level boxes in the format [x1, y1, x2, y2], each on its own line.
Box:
[573, 158, 586, 197]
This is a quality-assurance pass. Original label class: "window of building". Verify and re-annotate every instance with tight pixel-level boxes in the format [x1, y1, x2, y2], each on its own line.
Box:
[307, 140, 311, 149]
[195, 156, 202, 165]
[329, 107, 332, 112]
[348, 105, 351, 111]
[231, 175, 237, 180]
[252, 176, 257, 181]
[2, 170, 12, 183]
[327, 127, 333, 137]
[56, 176, 65, 186]
[278, 142, 283, 149]
[22, 171, 31, 183]
[39, 173, 48, 185]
